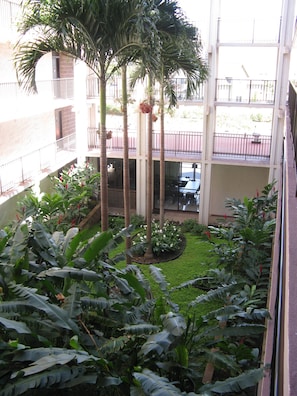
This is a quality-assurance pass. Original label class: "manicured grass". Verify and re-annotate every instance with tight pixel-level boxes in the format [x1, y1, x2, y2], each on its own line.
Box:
[116, 232, 219, 317]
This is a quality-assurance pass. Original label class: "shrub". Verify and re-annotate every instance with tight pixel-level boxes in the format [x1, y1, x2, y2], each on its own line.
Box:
[181, 219, 207, 235]
[133, 220, 182, 257]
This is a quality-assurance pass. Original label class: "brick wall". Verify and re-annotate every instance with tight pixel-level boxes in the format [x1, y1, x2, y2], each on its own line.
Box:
[61, 106, 75, 137]
[59, 54, 74, 78]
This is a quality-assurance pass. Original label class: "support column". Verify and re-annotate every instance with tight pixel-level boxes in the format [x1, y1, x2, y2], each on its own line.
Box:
[269, 0, 295, 186]
[199, 0, 220, 225]
[136, 110, 147, 217]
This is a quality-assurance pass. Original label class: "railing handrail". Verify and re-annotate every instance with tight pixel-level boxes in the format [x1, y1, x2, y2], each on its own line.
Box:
[0, 134, 76, 195]
[0, 78, 75, 101]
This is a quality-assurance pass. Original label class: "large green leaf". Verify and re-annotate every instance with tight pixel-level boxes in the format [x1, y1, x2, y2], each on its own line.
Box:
[149, 265, 169, 293]
[38, 266, 101, 281]
[9, 283, 79, 333]
[189, 282, 238, 306]
[161, 312, 186, 336]
[133, 369, 190, 395]
[0, 366, 97, 396]
[139, 330, 173, 357]
[123, 323, 159, 335]
[83, 231, 113, 263]
[0, 317, 31, 334]
[63, 283, 82, 318]
[207, 323, 266, 338]
[200, 367, 264, 394]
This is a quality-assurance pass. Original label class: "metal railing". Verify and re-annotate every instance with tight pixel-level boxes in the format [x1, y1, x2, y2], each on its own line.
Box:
[87, 128, 270, 161]
[86, 77, 275, 105]
[0, 0, 20, 31]
[0, 134, 76, 195]
[216, 79, 276, 104]
[87, 127, 137, 152]
[0, 79, 74, 102]
[213, 132, 271, 160]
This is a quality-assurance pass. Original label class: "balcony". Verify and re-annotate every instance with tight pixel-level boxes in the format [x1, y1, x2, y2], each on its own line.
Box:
[0, 79, 74, 121]
[86, 77, 275, 106]
[0, 0, 20, 38]
[0, 79, 74, 101]
[216, 79, 276, 105]
[0, 134, 77, 201]
[87, 127, 271, 162]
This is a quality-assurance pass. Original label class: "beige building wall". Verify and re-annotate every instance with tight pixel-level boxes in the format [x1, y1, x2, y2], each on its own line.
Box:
[209, 164, 269, 220]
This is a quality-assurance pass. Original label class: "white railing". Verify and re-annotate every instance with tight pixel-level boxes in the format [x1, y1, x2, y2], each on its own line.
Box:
[0, 79, 74, 102]
[0, 134, 77, 195]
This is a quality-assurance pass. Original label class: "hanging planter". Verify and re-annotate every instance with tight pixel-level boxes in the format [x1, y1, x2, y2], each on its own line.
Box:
[139, 101, 152, 114]
[106, 130, 113, 139]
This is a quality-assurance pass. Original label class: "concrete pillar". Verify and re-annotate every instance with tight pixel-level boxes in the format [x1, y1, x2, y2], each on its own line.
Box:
[269, 0, 295, 186]
[136, 110, 147, 217]
[199, 0, 220, 225]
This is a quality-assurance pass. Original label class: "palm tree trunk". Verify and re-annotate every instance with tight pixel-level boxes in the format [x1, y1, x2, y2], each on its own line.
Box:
[159, 81, 165, 229]
[99, 72, 108, 232]
[122, 65, 131, 264]
[144, 73, 154, 259]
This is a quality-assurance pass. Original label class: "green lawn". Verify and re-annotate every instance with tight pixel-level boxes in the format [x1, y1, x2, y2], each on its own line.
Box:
[115, 232, 218, 317]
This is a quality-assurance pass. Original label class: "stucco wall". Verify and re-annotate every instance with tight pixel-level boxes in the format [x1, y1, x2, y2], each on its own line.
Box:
[209, 164, 269, 218]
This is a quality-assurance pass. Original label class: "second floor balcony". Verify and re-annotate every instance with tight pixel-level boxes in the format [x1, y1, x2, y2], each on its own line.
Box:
[87, 127, 271, 162]
[86, 77, 276, 106]
[0, 79, 75, 121]
[0, 134, 76, 201]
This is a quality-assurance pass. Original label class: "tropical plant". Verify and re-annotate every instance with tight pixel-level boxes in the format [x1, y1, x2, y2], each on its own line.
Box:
[16, 162, 100, 233]
[0, 220, 156, 395]
[0, 184, 276, 395]
[14, 0, 159, 232]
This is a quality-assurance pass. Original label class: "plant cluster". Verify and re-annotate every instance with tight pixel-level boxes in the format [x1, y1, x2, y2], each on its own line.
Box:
[17, 163, 100, 233]
[133, 220, 182, 257]
[181, 219, 208, 235]
[0, 183, 276, 395]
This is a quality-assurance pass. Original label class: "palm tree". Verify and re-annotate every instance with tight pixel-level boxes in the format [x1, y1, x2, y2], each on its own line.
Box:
[14, 0, 158, 232]
[132, 0, 208, 256]
[156, 7, 208, 227]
